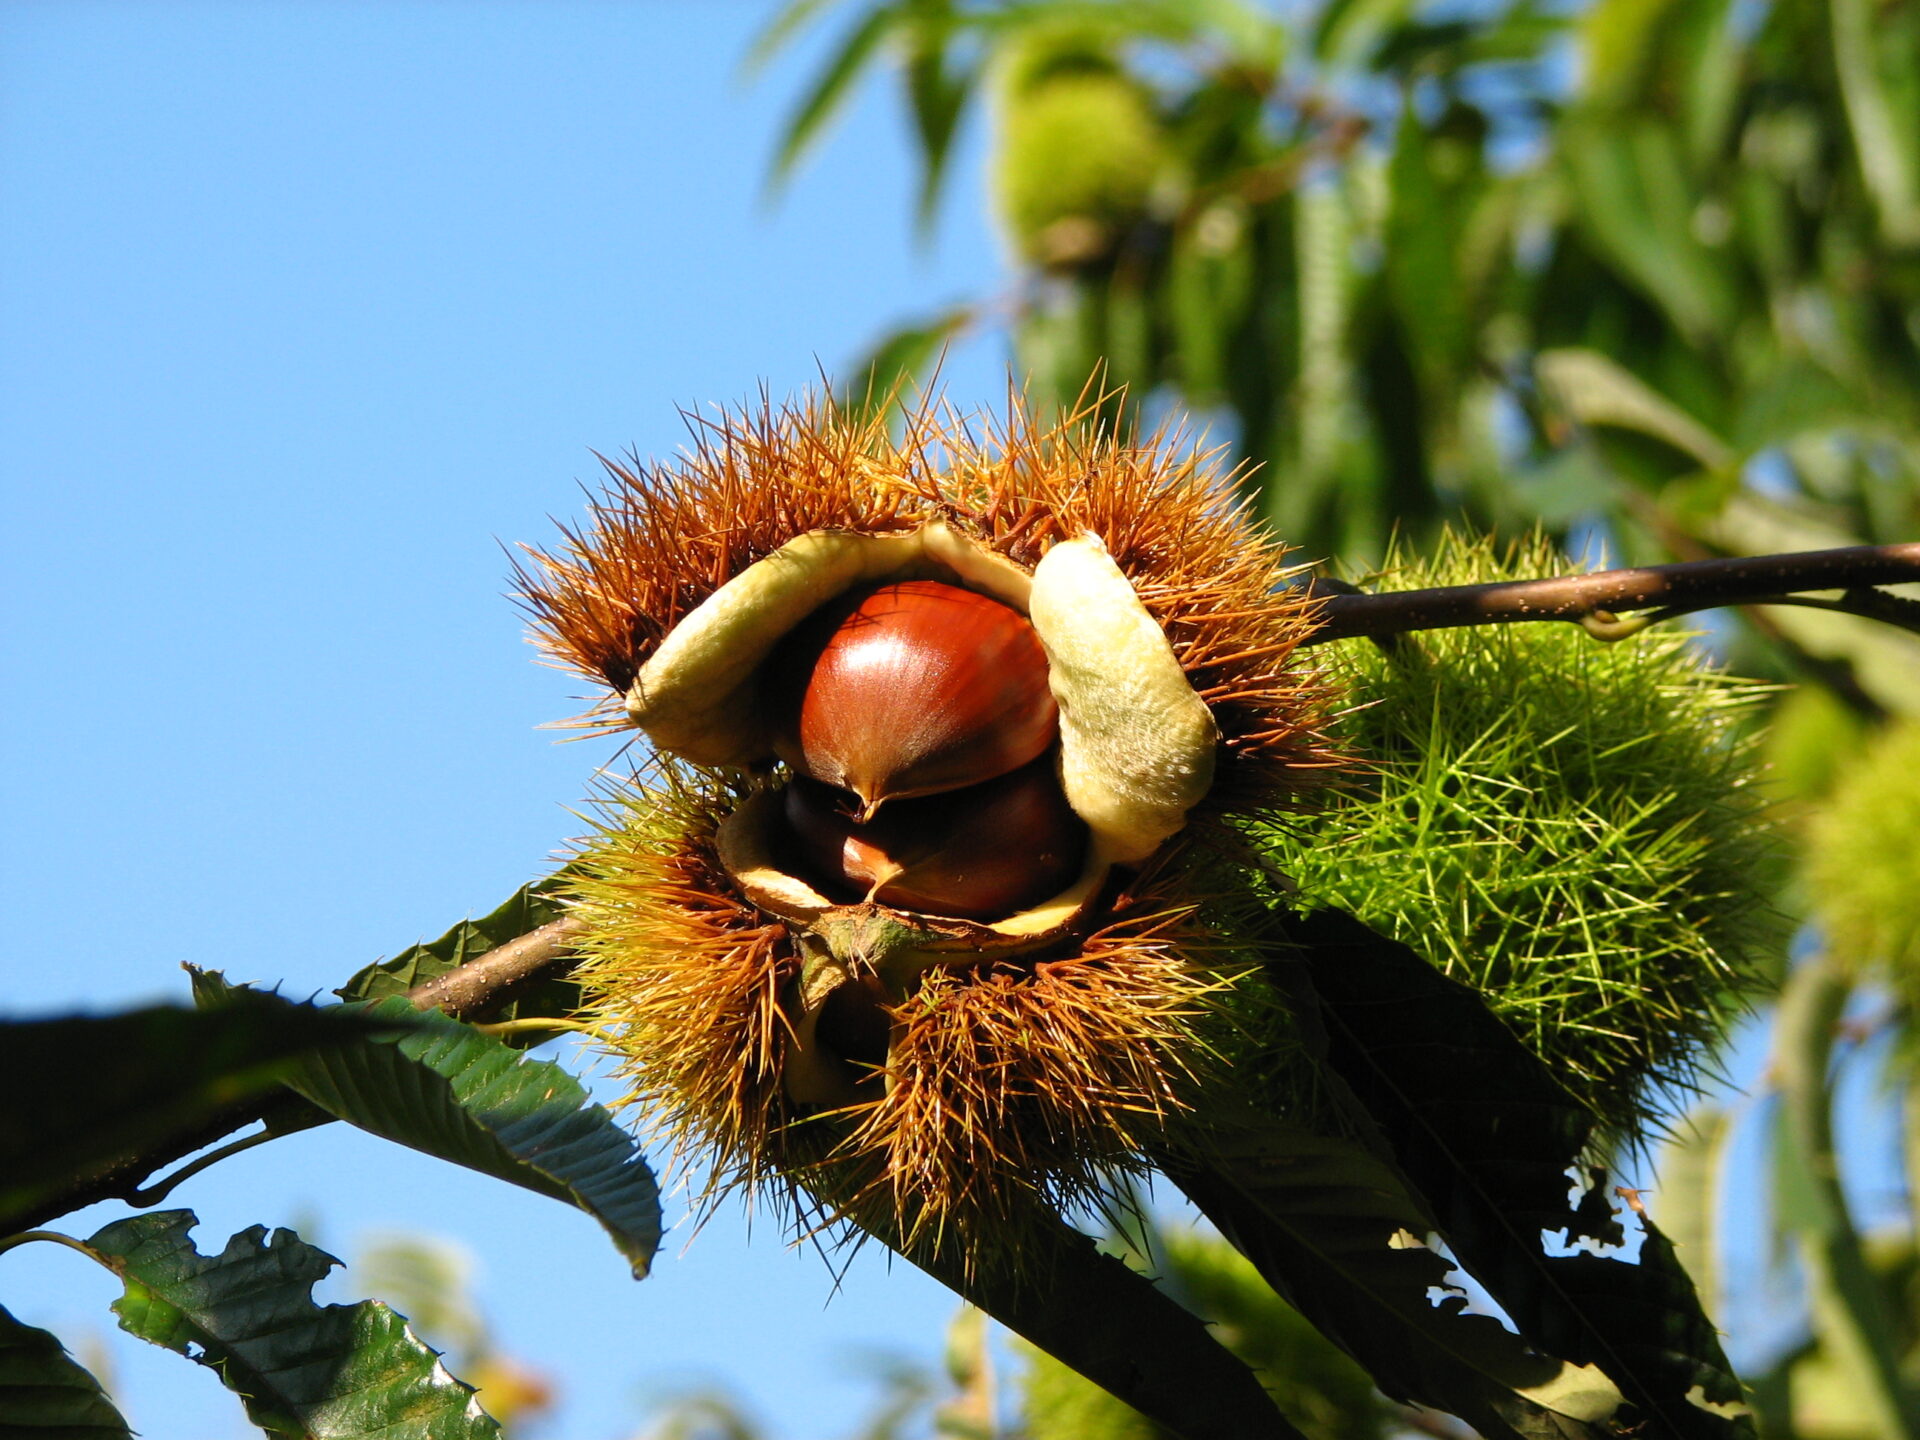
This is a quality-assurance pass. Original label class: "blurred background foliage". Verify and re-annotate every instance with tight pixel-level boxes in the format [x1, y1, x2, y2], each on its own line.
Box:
[351, 1233, 557, 1432]
[733, 0, 1920, 1435]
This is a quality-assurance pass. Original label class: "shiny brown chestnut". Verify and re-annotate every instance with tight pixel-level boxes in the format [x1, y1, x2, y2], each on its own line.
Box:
[781, 759, 1087, 922]
[768, 580, 1058, 817]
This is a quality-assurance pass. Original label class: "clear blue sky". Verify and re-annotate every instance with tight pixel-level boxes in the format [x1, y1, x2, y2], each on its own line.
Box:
[0, 4, 1009, 1436]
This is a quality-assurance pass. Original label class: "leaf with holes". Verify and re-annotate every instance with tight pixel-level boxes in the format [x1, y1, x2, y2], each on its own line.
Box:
[83, 1210, 496, 1440]
[1161, 1111, 1620, 1440]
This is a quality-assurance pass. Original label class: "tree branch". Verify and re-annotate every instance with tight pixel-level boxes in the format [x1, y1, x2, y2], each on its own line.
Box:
[1302, 542, 1920, 645]
[404, 916, 586, 1020]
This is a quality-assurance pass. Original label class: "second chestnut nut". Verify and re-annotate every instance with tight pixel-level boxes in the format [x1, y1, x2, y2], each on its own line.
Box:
[782, 760, 1087, 921]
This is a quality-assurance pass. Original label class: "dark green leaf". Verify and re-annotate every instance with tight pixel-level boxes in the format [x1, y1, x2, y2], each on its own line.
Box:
[1161, 1117, 1620, 1440]
[1277, 907, 1752, 1438]
[195, 975, 660, 1279]
[902, 3, 971, 232]
[0, 1302, 133, 1439]
[84, 1210, 499, 1440]
[0, 1004, 384, 1234]
[1102, 278, 1153, 400]
[1147, 1226, 1396, 1440]
[336, 878, 580, 1043]
[1312, 0, 1415, 69]
[1012, 282, 1106, 420]
[1384, 102, 1477, 396]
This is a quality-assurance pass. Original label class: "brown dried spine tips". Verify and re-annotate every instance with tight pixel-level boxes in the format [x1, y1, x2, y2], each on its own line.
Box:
[781, 761, 1088, 922]
[769, 580, 1059, 816]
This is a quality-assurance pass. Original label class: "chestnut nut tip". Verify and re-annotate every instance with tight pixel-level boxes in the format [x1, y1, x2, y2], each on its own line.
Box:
[770, 580, 1059, 812]
[781, 760, 1087, 922]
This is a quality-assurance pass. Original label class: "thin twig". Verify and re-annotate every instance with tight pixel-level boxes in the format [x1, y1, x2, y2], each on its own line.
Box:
[1580, 589, 1920, 641]
[11, 919, 587, 1233]
[1636, 505, 1895, 719]
[5, 1090, 319, 1236]
[1302, 543, 1920, 645]
[125, 1125, 291, 1208]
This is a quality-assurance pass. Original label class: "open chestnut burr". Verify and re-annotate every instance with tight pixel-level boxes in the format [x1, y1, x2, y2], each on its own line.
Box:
[768, 579, 1061, 820]
[523, 391, 1338, 1267]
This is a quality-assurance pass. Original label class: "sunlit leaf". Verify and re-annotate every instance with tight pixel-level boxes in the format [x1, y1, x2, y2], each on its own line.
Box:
[1580, 0, 1692, 111]
[194, 975, 661, 1279]
[335, 878, 580, 1043]
[84, 1210, 500, 1440]
[1652, 1104, 1734, 1323]
[1535, 348, 1733, 470]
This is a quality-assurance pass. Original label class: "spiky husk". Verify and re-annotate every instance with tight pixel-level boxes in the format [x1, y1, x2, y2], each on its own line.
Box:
[1257, 532, 1779, 1140]
[567, 770, 799, 1198]
[569, 764, 1296, 1267]
[1804, 719, 1920, 986]
[514, 390, 1343, 815]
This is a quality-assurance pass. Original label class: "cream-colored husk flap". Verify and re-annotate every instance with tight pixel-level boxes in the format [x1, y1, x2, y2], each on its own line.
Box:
[627, 523, 1033, 766]
[1028, 534, 1218, 864]
[633, 521, 1219, 875]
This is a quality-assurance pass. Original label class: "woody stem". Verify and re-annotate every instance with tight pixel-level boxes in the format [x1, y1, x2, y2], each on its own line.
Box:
[1300, 542, 1920, 644]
